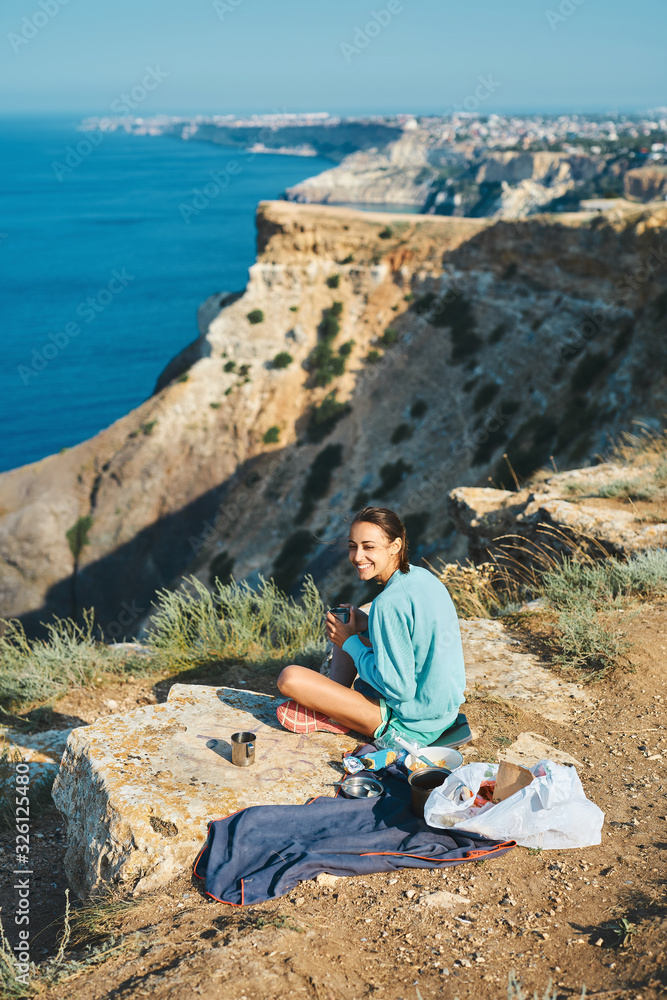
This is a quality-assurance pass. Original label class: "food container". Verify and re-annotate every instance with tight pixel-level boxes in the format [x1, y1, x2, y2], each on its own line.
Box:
[408, 766, 451, 818]
[404, 744, 463, 773]
[340, 775, 384, 799]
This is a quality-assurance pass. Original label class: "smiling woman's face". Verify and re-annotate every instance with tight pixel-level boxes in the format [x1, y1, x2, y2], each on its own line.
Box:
[348, 520, 401, 585]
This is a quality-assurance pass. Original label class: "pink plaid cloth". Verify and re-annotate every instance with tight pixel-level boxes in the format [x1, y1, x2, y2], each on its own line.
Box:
[276, 699, 350, 735]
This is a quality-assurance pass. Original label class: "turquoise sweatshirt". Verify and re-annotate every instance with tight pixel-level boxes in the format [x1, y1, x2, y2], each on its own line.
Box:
[342, 565, 466, 743]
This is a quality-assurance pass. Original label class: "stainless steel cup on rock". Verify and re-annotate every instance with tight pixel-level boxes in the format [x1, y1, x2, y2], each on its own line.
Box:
[231, 731, 256, 766]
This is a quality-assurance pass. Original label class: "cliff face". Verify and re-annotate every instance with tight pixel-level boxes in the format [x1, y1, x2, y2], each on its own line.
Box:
[624, 166, 667, 202]
[284, 131, 436, 207]
[285, 140, 621, 219]
[1, 201, 666, 636]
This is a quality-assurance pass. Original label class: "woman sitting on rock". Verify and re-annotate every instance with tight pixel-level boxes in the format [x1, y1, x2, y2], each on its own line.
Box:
[276, 506, 466, 745]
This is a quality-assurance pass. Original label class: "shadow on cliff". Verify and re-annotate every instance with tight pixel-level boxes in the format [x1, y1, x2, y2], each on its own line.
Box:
[17, 454, 279, 641]
[18, 442, 351, 642]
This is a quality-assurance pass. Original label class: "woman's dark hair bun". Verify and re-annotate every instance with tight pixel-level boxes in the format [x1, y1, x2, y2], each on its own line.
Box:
[350, 506, 410, 573]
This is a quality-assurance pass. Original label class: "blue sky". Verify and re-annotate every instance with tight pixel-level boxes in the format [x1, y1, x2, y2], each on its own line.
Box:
[1, 0, 665, 116]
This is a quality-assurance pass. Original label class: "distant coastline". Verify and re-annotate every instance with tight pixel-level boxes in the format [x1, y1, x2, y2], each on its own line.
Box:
[79, 110, 667, 216]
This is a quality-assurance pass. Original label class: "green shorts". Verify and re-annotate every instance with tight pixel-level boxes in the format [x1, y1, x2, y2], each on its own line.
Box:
[353, 677, 454, 747]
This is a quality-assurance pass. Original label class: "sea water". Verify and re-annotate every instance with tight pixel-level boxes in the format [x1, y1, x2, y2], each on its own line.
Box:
[0, 116, 334, 473]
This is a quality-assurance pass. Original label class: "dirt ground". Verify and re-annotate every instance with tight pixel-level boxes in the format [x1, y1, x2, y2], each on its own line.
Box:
[1, 601, 666, 1000]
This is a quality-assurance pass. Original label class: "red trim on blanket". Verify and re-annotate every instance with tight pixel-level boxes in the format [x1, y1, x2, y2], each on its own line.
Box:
[358, 840, 516, 861]
[202, 879, 245, 906]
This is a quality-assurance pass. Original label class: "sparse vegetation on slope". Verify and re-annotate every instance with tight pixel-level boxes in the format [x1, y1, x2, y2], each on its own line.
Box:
[0, 612, 144, 711]
[147, 575, 325, 672]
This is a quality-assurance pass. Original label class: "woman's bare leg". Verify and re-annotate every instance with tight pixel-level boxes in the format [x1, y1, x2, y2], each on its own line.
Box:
[277, 665, 382, 737]
[329, 643, 357, 687]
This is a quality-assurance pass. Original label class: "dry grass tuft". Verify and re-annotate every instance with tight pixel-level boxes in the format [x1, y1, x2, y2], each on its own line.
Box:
[430, 560, 505, 618]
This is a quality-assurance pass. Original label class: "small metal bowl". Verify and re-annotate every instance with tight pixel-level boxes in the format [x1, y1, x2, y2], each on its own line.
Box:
[340, 775, 384, 799]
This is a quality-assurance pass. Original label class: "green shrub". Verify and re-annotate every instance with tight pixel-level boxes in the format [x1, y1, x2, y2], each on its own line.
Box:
[307, 307, 347, 386]
[272, 532, 315, 594]
[613, 320, 633, 354]
[650, 289, 667, 320]
[535, 548, 667, 678]
[177, 372, 189, 383]
[543, 549, 667, 612]
[431, 294, 482, 361]
[330, 301, 343, 317]
[594, 478, 658, 501]
[0, 611, 141, 710]
[366, 349, 381, 364]
[209, 401, 221, 409]
[224, 386, 233, 396]
[338, 339, 355, 357]
[473, 381, 500, 412]
[66, 516, 93, 561]
[141, 420, 157, 435]
[403, 511, 430, 548]
[379, 459, 412, 493]
[381, 327, 399, 346]
[289, 305, 299, 312]
[263, 426, 281, 444]
[209, 551, 235, 588]
[224, 360, 236, 373]
[320, 313, 340, 340]
[307, 391, 351, 443]
[378, 226, 393, 239]
[247, 309, 265, 324]
[391, 423, 413, 444]
[238, 364, 251, 377]
[413, 292, 437, 315]
[326, 274, 340, 289]
[308, 344, 345, 386]
[340, 254, 354, 264]
[147, 574, 325, 670]
[551, 605, 630, 678]
[410, 399, 428, 419]
[272, 352, 293, 369]
[571, 351, 607, 391]
[472, 426, 508, 466]
[298, 443, 343, 520]
[403, 293, 414, 302]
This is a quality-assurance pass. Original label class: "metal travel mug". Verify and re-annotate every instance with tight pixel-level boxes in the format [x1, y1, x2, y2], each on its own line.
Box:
[329, 606, 350, 624]
[231, 731, 256, 767]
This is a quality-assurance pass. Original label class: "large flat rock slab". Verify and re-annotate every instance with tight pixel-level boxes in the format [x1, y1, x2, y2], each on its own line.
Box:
[449, 464, 667, 561]
[52, 685, 357, 898]
[461, 619, 591, 722]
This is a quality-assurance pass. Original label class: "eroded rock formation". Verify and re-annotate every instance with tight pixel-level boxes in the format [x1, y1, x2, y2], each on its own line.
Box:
[1, 201, 666, 634]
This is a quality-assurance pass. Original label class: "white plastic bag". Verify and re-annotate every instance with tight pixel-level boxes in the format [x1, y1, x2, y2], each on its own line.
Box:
[423, 759, 604, 850]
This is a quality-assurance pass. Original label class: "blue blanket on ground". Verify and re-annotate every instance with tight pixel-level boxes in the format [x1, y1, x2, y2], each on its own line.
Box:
[194, 766, 515, 905]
